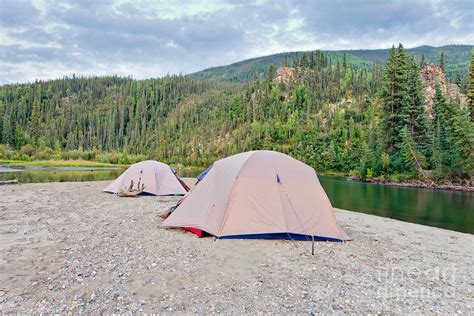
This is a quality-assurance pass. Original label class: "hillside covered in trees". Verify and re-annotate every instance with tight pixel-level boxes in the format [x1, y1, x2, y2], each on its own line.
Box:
[1, 44, 473, 185]
[190, 45, 473, 85]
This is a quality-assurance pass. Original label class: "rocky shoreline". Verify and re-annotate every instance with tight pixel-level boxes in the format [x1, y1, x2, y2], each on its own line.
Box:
[348, 176, 474, 192]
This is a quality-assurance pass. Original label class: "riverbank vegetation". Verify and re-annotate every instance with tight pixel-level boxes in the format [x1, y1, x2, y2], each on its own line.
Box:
[0, 158, 127, 168]
[0, 45, 473, 186]
[0, 144, 146, 166]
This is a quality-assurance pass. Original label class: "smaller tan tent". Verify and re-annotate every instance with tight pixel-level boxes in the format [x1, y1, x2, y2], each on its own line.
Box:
[162, 150, 350, 241]
[103, 160, 188, 196]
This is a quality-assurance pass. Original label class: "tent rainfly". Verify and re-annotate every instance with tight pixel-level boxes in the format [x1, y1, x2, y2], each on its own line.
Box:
[162, 150, 350, 241]
[103, 160, 188, 196]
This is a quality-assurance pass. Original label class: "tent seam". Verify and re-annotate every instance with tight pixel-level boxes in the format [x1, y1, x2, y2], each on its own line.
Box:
[216, 151, 257, 236]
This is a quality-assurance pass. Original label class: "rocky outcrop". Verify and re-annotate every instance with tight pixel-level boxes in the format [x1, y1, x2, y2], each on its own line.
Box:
[420, 64, 467, 115]
[273, 67, 309, 102]
[274, 67, 296, 85]
[273, 66, 309, 85]
[272, 64, 467, 115]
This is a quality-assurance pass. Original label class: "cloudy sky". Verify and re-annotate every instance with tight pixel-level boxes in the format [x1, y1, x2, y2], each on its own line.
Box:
[1, 0, 473, 83]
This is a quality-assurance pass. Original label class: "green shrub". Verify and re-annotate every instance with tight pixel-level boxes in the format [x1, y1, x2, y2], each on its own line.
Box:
[35, 147, 54, 160]
[95, 154, 111, 164]
[0, 145, 5, 159]
[20, 144, 35, 157]
[51, 153, 62, 160]
[60, 151, 72, 160]
[2, 146, 15, 160]
[80, 150, 97, 161]
[366, 168, 373, 179]
[129, 154, 147, 163]
[17, 153, 30, 161]
[69, 150, 81, 160]
[117, 151, 131, 165]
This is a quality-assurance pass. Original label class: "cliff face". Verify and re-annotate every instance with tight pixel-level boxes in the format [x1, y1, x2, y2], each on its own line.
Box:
[274, 67, 296, 85]
[272, 64, 467, 115]
[420, 64, 467, 115]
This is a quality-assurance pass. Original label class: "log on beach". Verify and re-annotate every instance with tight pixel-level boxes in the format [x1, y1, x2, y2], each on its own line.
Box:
[0, 180, 19, 186]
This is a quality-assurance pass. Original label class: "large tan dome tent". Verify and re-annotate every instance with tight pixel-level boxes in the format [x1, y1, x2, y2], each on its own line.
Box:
[103, 160, 188, 196]
[162, 151, 350, 241]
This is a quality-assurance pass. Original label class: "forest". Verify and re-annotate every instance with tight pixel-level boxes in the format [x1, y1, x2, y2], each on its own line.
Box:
[1, 44, 473, 185]
[190, 45, 473, 84]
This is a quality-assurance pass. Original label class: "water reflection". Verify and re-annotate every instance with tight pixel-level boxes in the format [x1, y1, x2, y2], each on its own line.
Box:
[318, 176, 473, 234]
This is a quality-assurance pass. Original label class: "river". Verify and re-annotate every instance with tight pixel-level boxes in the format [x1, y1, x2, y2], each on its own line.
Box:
[1, 166, 472, 234]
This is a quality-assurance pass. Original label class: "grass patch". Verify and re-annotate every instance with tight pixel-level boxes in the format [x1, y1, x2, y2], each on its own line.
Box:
[317, 170, 350, 177]
[0, 159, 129, 168]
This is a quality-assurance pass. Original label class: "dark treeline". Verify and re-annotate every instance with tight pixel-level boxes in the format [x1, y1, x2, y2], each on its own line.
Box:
[1, 45, 473, 184]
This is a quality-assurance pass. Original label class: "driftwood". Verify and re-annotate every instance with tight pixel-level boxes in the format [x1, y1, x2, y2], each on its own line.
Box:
[0, 180, 19, 186]
[158, 209, 172, 219]
[117, 190, 142, 197]
[118, 179, 145, 197]
[159, 197, 185, 218]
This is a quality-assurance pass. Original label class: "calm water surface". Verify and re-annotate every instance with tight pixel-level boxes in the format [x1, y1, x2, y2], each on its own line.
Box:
[318, 176, 473, 234]
[1, 167, 472, 234]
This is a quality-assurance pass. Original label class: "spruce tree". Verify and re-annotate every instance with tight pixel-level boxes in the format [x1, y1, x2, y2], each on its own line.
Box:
[455, 68, 462, 87]
[443, 100, 474, 173]
[2, 106, 12, 146]
[407, 56, 431, 154]
[467, 50, 474, 121]
[380, 46, 397, 152]
[380, 44, 410, 169]
[432, 119, 443, 174]
[432, 83, 456, 173]
[342, 52, 347, 72]
[399, 126, 427, 177]
[266, 64, 276, 91]
[300, 53, 310, 68]
[31, 99, 41, 145]
[284, 53, 288, 67]
[0, 105, 3, 143]
[439, 52, 445, 74]
[420, 54, 426, 68]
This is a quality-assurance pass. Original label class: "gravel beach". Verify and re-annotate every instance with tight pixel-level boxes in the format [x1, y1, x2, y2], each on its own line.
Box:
[0, 180, 472, 314]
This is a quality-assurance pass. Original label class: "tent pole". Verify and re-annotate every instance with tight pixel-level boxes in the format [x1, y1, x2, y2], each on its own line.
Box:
[311, 235, 315, 256]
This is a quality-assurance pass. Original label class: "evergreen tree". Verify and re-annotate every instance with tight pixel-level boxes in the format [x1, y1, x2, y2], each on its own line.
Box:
[342, 52, 347, 72]
[455, 68, 462, 87]
[432, 119, 443, 174]
[31, 99, 41, 145]
[443, 100, 474, 173]
[300, 53, 310, 68]
[420, 54, 426, 68]
[380, 44, 410, 168]
[284, 53, 288, 67]
[439, 52, 445, 74]
[407, 56, 431, 154]
[266, 64, 276, 90]
[2, 106, 12, 146]
[399, 126, 427, 177]
[310, 51, 315, 69]
[8, 101, 16, 147]
[432, 84, 448, 173]
[0, 105, 3, 143]
[467, 50, 474, 121]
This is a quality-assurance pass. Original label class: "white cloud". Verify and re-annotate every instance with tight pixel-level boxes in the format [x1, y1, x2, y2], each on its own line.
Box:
[0, 0, 473, 83]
